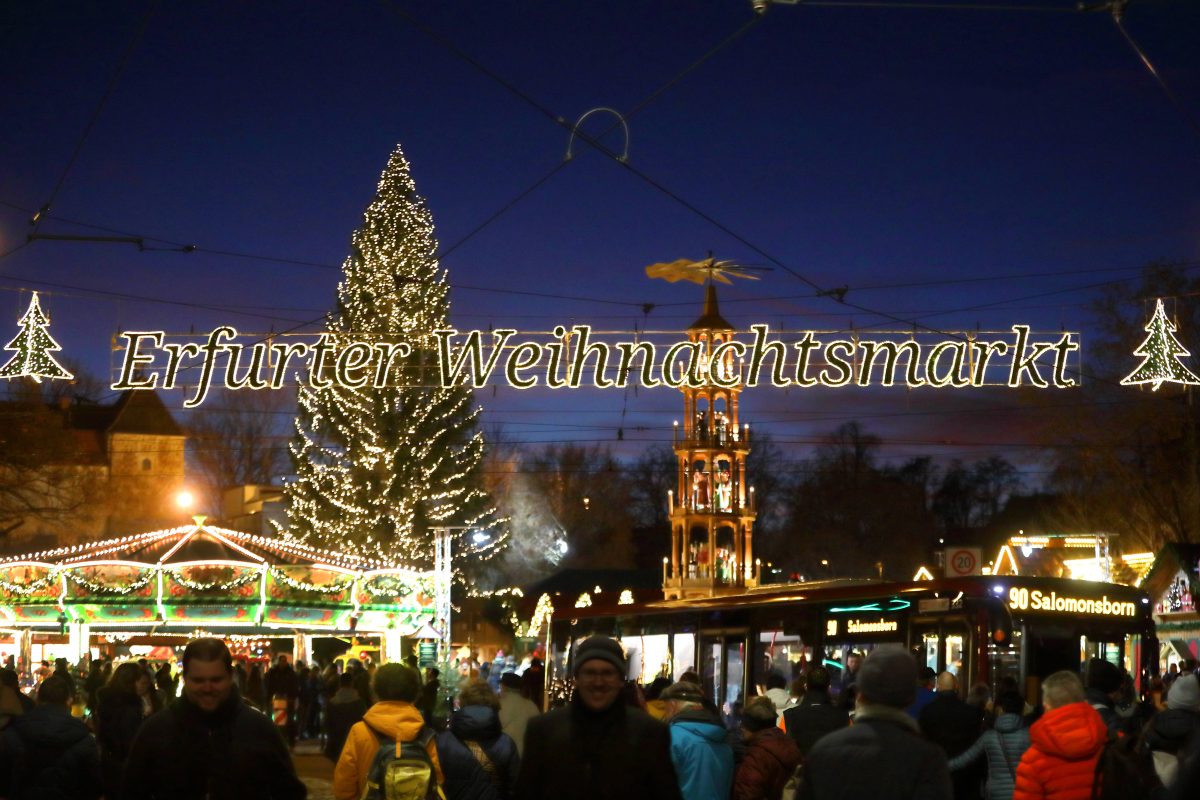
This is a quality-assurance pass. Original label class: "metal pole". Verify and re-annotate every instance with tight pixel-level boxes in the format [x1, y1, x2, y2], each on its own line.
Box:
[434, 527, 452, 667]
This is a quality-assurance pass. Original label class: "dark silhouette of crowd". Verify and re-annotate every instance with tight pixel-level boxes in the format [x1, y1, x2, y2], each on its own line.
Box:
[1, 638, 1196, 800]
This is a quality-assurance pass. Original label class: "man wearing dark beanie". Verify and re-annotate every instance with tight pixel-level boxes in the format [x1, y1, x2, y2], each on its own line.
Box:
[1083, 657, 1123, 734]
[800, 645, 952, 800]
[515, 635, 682, 800]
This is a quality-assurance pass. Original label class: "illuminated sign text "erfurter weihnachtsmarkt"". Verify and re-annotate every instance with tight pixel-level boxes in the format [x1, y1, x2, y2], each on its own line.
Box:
[109, 323, 1081, 408]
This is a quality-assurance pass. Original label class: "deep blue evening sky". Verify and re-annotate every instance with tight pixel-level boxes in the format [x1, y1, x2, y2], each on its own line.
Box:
[2, 1, 1199, 484]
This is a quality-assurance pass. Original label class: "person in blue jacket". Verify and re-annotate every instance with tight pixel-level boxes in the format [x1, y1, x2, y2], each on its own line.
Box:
[437, 679, 520, 800]
[661, 680, 734, 800]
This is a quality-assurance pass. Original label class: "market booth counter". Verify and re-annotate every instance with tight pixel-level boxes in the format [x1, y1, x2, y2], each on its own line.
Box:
[0, 518, 442, 667]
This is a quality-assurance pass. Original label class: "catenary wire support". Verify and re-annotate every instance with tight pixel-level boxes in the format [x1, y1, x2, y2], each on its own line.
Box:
[564, 108, 630, 163]
[1082, 0, 1200, 143]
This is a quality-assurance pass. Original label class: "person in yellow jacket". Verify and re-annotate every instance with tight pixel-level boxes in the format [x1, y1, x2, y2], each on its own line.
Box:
[332, 663, 445, 800]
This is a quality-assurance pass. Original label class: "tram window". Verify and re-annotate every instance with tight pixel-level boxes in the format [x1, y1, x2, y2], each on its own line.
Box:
[921, 634, 938, 673]
[702, 642, 722, 707]
[724, 639, 746, 722]
[1080, 637, 1124, 670]
[757, 630, 806, 690]
[630, 634, 672, 684]
[945, 634, 965, 679]
[673, 634, 696, 681]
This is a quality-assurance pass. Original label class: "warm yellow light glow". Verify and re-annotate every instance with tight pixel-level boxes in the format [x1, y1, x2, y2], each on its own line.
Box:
[992, 545, 1019, 577]
[174, 490, 195, 511]
[913, 566, 934, 581]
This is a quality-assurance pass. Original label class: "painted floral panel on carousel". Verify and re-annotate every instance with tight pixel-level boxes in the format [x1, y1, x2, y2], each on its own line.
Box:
[63, 565, 156, 600]
[162, 564, 261, 599]
[265, 566, 355, 604]
[0, 564, 61, 603]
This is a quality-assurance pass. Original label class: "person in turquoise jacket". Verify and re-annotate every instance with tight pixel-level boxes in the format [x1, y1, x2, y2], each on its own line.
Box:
[661, 681, 734, 800]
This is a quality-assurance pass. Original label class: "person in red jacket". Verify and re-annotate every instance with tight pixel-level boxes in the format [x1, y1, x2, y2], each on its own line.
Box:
[733, 696, 801, 800]
[1014, 670, 1107, 800]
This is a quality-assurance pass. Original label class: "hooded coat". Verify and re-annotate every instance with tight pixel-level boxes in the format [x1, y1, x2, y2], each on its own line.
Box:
[121, 687, 305, 800]
[333, 699, 445, 800]
[669, 706, 735, 800]
[0, 703, 101, 800]
[732, 726, 802, 800]
[436, 704, 520, 800]
[948, 712, 1031, 800]
[1013, 701, 1107, 800]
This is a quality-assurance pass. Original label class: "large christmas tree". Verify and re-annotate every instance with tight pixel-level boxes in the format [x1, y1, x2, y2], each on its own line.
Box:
[283, 145, 504, 571]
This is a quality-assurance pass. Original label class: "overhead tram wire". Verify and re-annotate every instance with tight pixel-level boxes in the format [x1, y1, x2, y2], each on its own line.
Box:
[383, 0, 1184, 393]
[13, 8, 1168, 392]
[0, 11, 763, 337]
[794, 1, 1072, 10]
[0, 200, 648, 313]
[1098, 0, 1200, 143]
[28, 2, 158, 234]
[394, 6, 763, 262]
[8, 183, 1183, 321]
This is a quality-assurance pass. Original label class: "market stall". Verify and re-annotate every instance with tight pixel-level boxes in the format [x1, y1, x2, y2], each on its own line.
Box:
[0, 517, 445, 668]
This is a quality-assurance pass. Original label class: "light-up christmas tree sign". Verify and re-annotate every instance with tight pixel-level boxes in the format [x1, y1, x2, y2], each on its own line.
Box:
[0, 292, 73, 384]
[1121, 298, 1200, 391]
[282, 144, 504, 571]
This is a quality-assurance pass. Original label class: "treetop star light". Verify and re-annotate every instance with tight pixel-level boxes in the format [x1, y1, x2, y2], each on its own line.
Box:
[0, 292, 73, 384]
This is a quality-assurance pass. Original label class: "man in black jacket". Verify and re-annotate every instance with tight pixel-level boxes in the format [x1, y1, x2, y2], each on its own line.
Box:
[782, 667, 848, 757]
[918, 672, 983, 800]
[0, 675, 101, 799]
[801, 646, 951, 800]
[1083, 657, 1123, 734]
[121, 638, 307, 800]
[515, 636, 682, 800]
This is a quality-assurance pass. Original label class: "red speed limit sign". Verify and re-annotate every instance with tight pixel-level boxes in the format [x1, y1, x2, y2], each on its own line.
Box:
[947, 547, 982, 576]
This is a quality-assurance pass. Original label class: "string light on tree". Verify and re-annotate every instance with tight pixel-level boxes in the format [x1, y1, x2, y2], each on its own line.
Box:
[1121, 298, 1200, 391]
[281, 144, 506, 572]
[0, 292, 74, 384]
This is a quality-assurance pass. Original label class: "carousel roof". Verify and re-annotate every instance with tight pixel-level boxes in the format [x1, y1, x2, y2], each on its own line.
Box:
[0, 518, 392, 573]
[0, 519, 441, 633]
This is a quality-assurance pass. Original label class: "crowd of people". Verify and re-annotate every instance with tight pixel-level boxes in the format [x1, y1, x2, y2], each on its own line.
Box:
[481, 638, 1200, 800]
[1, 636, 1198, 800]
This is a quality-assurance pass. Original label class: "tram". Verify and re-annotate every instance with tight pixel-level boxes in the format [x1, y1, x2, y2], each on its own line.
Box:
[546, 574, 1155, 714]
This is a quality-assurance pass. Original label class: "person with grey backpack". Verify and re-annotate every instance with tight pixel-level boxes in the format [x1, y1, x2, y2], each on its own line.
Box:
[948, 691, 1031, 800]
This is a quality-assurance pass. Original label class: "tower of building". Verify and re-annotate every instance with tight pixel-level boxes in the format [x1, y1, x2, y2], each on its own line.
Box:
[663, 284, 758, 599]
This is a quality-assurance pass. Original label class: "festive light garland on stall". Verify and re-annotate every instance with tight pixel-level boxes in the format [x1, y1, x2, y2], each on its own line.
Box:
[65, 570, 154, 595]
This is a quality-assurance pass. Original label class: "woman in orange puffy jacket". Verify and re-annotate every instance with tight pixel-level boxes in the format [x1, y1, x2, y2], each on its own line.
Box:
[1013, 671, 1107, 800]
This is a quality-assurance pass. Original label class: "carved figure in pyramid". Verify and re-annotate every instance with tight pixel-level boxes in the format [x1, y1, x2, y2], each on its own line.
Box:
[1121, 298, 1200, 391]
[0, 292, 74, 384]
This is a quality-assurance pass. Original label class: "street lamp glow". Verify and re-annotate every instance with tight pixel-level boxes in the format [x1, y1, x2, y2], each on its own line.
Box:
[174, 489, 195, 511]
